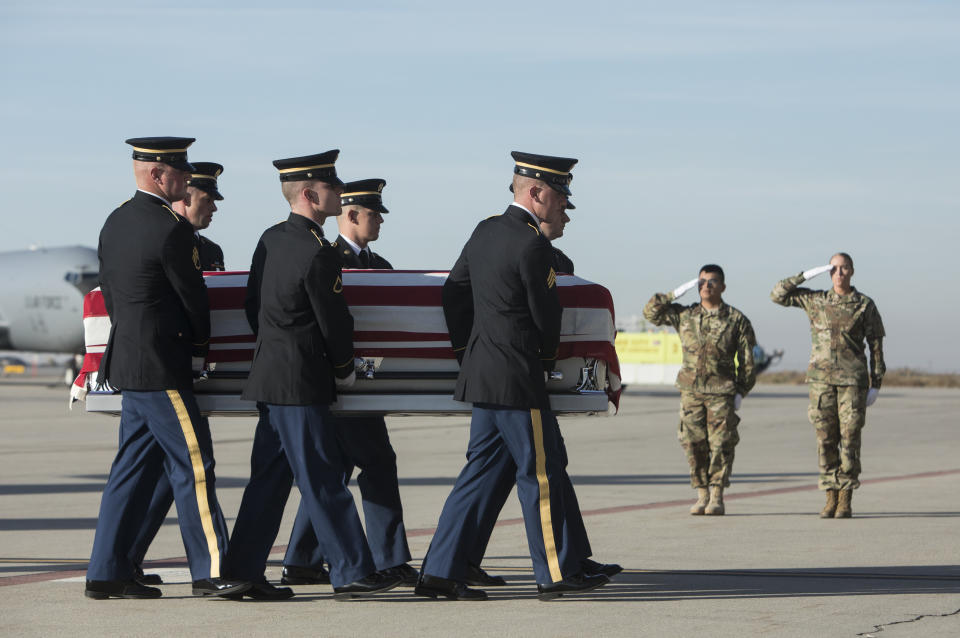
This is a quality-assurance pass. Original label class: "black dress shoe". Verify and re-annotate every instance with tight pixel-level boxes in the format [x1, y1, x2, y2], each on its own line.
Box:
[281, 564, 330, 585]
[581, 558, 623, 578]
[379, 562, 420, 586]
[537, 572, 609, 601]
[134, 565, 163, 586]
[464, 563, 507, 587]
[414, 573, 487, 601]
[192, 578, 251, 598]
[332, 572, 402, 600]
[85, 579, 161, 600]
[225, 578, 294, 601]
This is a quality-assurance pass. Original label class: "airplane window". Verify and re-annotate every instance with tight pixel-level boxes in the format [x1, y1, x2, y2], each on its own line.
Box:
[65, 271, 100, 296]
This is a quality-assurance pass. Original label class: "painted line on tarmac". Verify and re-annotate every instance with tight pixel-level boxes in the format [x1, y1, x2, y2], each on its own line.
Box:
[2, 467, 957, 587]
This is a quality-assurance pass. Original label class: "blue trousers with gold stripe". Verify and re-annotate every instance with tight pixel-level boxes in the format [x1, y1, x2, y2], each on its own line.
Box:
[126, 416, 217, 569]
[224, 404, 376, 587]
[422, 404, 579, 585]
[87, 389, 229, 581]
[283, 415, 411, 572]
[464, 426, 592, 567]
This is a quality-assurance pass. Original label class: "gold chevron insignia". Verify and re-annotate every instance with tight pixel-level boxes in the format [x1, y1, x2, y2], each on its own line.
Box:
[547, 267, 556, 288]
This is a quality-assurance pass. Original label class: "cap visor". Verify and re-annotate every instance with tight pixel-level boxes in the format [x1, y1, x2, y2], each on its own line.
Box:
[169, 159, 195, 172]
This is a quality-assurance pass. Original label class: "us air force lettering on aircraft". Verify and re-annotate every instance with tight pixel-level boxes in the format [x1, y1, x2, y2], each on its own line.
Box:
[0, 246, 98, 381]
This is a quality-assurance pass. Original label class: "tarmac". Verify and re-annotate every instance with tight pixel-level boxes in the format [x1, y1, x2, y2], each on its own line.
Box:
[1, 377, 958, 637]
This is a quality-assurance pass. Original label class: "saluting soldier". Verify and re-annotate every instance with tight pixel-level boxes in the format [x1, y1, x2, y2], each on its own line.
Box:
[771, 253, 885, 518]
[459, 196, 621, 588]
[644, 265, 758, 515]
[126, 161, 228, 587]
[281, 179, 418, 587]
[85, 137, 248, 600]
[416, 151, 610, 601]
[223, 152, 401, 600]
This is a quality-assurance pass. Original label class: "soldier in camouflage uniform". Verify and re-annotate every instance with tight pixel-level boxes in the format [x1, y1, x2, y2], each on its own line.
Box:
[644, 264, 757, 515]
[771, 253, 885, 518]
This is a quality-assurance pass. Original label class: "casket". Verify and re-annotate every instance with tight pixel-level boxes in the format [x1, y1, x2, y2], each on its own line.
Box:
[75, 270, 621, 416]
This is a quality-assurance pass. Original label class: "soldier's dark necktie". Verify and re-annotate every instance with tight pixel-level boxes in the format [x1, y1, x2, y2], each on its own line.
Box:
[359, 250, 370, 267]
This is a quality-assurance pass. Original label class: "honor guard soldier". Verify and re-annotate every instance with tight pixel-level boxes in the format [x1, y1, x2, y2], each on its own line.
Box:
[281, 179, 418, 587]
[180, 162, 226, 270]
[85, 137, 249, 600]
[772, 253, 885, 518]
[644, 265, 758, 515]
[542, 199, 575, 274]
[223, 151, 402, 600]
[126, 162, 228, 587]
[511, 183, 576, 274]
[458, 194, 620, 587]
[416, 151, 610, 601]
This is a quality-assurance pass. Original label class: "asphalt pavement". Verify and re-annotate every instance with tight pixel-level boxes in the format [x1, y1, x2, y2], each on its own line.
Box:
[1, 379, 958, 637]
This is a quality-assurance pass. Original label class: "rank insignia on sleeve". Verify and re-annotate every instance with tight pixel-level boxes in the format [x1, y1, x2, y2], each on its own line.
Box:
[333, 275, 343, 293]
[192, 246, 201, 270]
[547, 267, 556, 288]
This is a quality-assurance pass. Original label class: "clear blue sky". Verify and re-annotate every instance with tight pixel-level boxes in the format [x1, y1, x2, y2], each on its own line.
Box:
[2, 1, 958, 371]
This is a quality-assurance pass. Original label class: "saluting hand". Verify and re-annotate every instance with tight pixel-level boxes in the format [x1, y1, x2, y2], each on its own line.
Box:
[801, 264, 833, 281]
[671, 278, 699, 299]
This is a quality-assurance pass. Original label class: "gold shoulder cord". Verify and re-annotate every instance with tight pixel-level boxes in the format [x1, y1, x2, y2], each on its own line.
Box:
[162, 204, 180, 222]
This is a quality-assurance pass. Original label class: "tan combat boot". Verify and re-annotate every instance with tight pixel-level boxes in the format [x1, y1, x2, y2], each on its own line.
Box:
[834, 489, 853, 518]
[820, 489, 838, 519]
[704, 485, 724, 515]
[689, 487, 709, 515]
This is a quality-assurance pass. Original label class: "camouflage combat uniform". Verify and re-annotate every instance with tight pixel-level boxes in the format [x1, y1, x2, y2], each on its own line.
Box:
[643, 293, 757, 488]
[771, 274, 885, 490]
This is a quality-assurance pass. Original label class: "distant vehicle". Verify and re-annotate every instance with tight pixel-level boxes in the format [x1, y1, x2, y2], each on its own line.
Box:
[615, 331, 783, 386]
[0, 246, 98, 383]
[753, 345, 784, 375]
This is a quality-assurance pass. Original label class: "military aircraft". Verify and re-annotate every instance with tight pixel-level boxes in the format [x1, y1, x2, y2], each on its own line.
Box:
[0, 246, 98, 383]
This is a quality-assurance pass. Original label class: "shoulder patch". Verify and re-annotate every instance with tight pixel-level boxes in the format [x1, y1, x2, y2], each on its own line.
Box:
[192, 245, 201, 270]
[333, 275, 343, 293]
[547, 267, 556, 288]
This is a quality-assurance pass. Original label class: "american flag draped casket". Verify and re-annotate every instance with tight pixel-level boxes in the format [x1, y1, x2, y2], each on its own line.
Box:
[75, 270, 621, 415]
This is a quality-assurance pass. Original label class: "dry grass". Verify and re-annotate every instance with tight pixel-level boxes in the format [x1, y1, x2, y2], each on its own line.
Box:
[759, 368, 960, 388]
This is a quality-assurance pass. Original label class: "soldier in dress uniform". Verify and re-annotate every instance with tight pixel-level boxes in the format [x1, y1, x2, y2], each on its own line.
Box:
[280, 179, 418, 587]
[127, 161, 228, 587]
[85, 137, 249, 600]
[415, 151, 610, 601]
[180, 162, 226, 271]
[457, 196, 621, 588]
[771, 253, 885, 518]
[222, 151, 402, 600]
[643, 265, 758, 515]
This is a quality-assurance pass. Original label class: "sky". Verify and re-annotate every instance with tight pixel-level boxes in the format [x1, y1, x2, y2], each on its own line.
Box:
[1, 1, 958, 372]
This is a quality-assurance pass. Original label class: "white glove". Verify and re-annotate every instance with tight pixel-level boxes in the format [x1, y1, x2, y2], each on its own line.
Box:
[671, 278, 699, 299]
[865, 388, 879, 407]
[335, 370, 356, 389]
[802, 264, 832, 281]
[734, 393, 742, 411]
